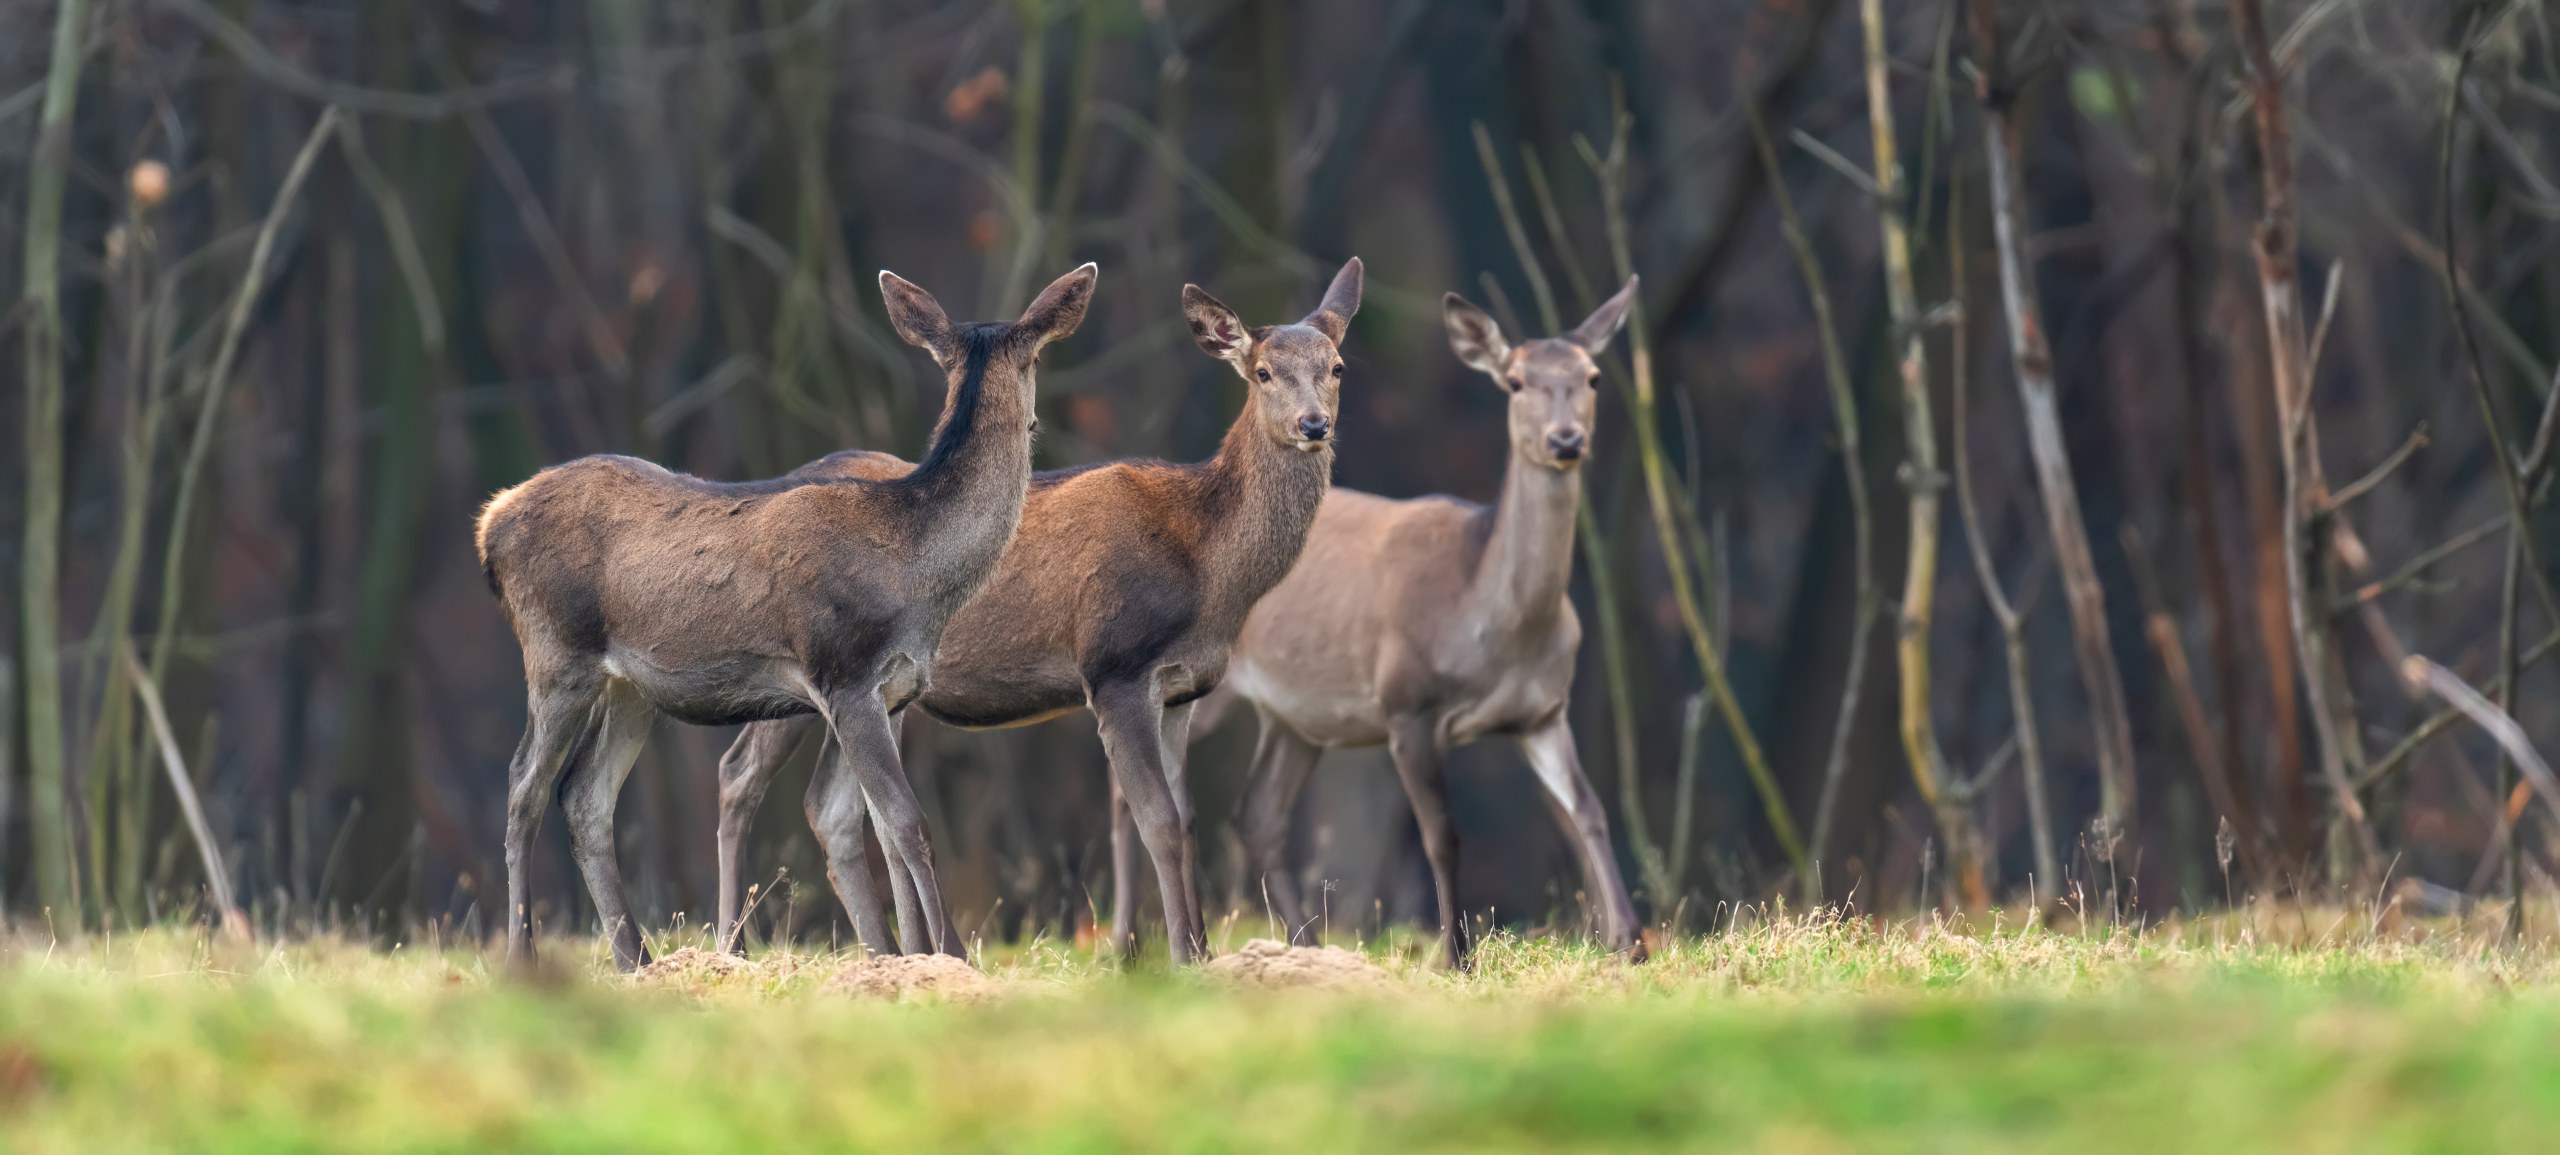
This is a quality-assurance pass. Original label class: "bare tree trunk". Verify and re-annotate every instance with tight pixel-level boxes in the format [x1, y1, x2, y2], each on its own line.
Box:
[1970, 0, 2140, 841]
[1859, 0, 1980, 907]
[2228, 0, 2381, 875]
[18, 0, 95, 916]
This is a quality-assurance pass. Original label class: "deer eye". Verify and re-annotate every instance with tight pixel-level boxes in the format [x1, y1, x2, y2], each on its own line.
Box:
[1506, 376, 1525, 392]
[1331, 363, 1345, 377]
[1255, 368, 1272, 382]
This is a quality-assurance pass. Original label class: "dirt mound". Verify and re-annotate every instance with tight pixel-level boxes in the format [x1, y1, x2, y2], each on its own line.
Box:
[631, 947, 759, 992]
[1204, 939, 1393, 991]
[825, 953, 1000, 1003]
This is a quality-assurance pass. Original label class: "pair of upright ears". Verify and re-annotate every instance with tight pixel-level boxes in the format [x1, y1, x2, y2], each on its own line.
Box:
[1181, 257, 1365, 365]
[1444, 275, 1640, 377]
[878, 262, 1100, 364]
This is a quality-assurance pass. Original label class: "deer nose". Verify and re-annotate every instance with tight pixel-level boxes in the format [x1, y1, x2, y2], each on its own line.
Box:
[1547, 427, 1587, 460]
[1297, 414, 1331, 442]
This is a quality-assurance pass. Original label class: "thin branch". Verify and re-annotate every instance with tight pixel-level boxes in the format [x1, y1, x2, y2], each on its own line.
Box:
[455, 99, 630, 378]
[2324, 425, 2429, 512]
[1950, 161, 2057, 899]
[1747, 96, 1879, 899]
[1976, 0, 2141, 841]
[2337, 516, 2505, 610]
[1583, 99, 1808, 878]
[1789, 127, 1885, 199]
[2401, 655, 2560, 836]
[1473, 122, 1559, 331]
[334, 117, 445, 353]
[2360, 625, 2560, 790]
[149, 108, 341, 681]
[120, 642, 246, 938]
[2230, 0, 2381, 871]
[160, 0, 570, 119]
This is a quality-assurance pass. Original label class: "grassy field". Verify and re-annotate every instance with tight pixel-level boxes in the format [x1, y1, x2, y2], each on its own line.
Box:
[2, 910, 2557, 1152]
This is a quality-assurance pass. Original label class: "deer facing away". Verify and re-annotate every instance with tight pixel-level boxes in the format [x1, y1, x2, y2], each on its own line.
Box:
[476, 264, 1095, 969]
[713, 259, 1364, 964]
[1199, 278, 1644, 969]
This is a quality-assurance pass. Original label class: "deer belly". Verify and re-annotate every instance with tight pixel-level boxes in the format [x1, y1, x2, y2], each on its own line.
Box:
[605, 651, 811, 727]
[1227, 658, 1386, 747]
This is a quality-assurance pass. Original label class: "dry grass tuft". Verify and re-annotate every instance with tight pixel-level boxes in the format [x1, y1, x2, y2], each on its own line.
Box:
[1205, 938, 1393, 991]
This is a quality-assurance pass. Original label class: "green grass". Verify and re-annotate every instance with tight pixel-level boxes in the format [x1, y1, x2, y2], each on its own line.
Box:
[3, 911, 2558, 1152]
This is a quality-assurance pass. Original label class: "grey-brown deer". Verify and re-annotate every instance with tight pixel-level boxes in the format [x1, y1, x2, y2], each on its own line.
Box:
[713, 259, 1363, 964]
[1201, 278, 1644, 969]
[476, 263, 1095, 970]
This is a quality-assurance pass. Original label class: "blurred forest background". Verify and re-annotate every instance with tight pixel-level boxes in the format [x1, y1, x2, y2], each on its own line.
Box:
[8, 0, 2560, 948]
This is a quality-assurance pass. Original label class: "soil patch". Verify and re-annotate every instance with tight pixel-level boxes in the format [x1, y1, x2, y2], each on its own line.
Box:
[1204, 939, 1394, 991]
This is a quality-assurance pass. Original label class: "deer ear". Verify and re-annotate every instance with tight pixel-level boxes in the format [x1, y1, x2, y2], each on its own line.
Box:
[1299, 256, 1364, 345]
[1018, 261, 1098, 346]
[1443, 292, 1512, 377]
[1567, 274, 1639, 355]
[880, 270, 955, 361]
[1182, 284, 1254, 364]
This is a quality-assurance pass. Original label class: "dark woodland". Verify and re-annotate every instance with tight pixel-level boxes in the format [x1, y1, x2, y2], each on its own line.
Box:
[8, 0, 2560, 949]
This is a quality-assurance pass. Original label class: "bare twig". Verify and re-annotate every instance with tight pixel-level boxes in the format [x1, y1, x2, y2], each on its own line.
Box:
[2401, 656, 2560, 835]
[2324, 425, 2429, 512]
[1746, 97, 1881, 901]
[2337, 517, 2503, 611]
[1859, 0, 1980, 907]
[161, 0, 571, 119]
[1974, 0, 2141, 840]
[150, 108, 341, 683]
[2230, 0, 2381, 872]
[2124, 526, 2271, 883]
[455, 101, 630, 378]
[1582, 100, 1808, 878]
[1950, 163, 2057, 900]
[2359, 624, 2560, 790]
[120, 642, 247, 939]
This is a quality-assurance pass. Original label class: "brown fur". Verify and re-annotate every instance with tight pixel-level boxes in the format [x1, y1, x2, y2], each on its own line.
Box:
[481, 264, 1095, 970]
[714, 259, 1364, 964]
[1206, 278, 1645, 968]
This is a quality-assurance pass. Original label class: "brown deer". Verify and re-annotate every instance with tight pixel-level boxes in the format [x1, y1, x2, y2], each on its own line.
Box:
[712, 259, 1363, 965]
[1203, 278, 1644, 969]
[476, 263, 1096, 970]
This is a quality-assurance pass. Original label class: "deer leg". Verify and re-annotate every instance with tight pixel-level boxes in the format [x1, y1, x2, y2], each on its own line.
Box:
[1235, 714, 1322, 944]
[1156, 699, 1206, 954]
[1107, 777, 1142, 962]
[503, 665, 605, 965]
[1387, 715, 1468, 969]
[558, 680, 658, 971]
[716, 717, 815, 954]
[802, 737, 900, 955]
[1092, 682, 1205, 964]
[1519, 715, 1644, 958]
[819, 688, 958, 956]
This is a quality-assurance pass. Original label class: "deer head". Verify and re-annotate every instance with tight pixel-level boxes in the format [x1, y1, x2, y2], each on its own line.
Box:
[878, 262, 1096, 476]
[1183, 257, 1363, 453]
[1443, 275, 1637, 471]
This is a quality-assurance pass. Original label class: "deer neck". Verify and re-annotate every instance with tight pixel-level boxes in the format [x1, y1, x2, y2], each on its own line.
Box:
[898, 336, 1036, 573]
[1471, 448, 1580, 633]
[1199, 412, 1333, 615]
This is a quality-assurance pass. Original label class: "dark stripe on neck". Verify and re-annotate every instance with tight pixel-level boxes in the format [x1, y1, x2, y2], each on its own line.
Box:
[895, 323, 1004, 491]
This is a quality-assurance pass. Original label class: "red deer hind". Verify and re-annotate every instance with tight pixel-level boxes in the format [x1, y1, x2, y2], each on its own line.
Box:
[1205, 278, 1645, 969]
[712, 259, 1363, 964]
[476, 263, 1096, 969]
